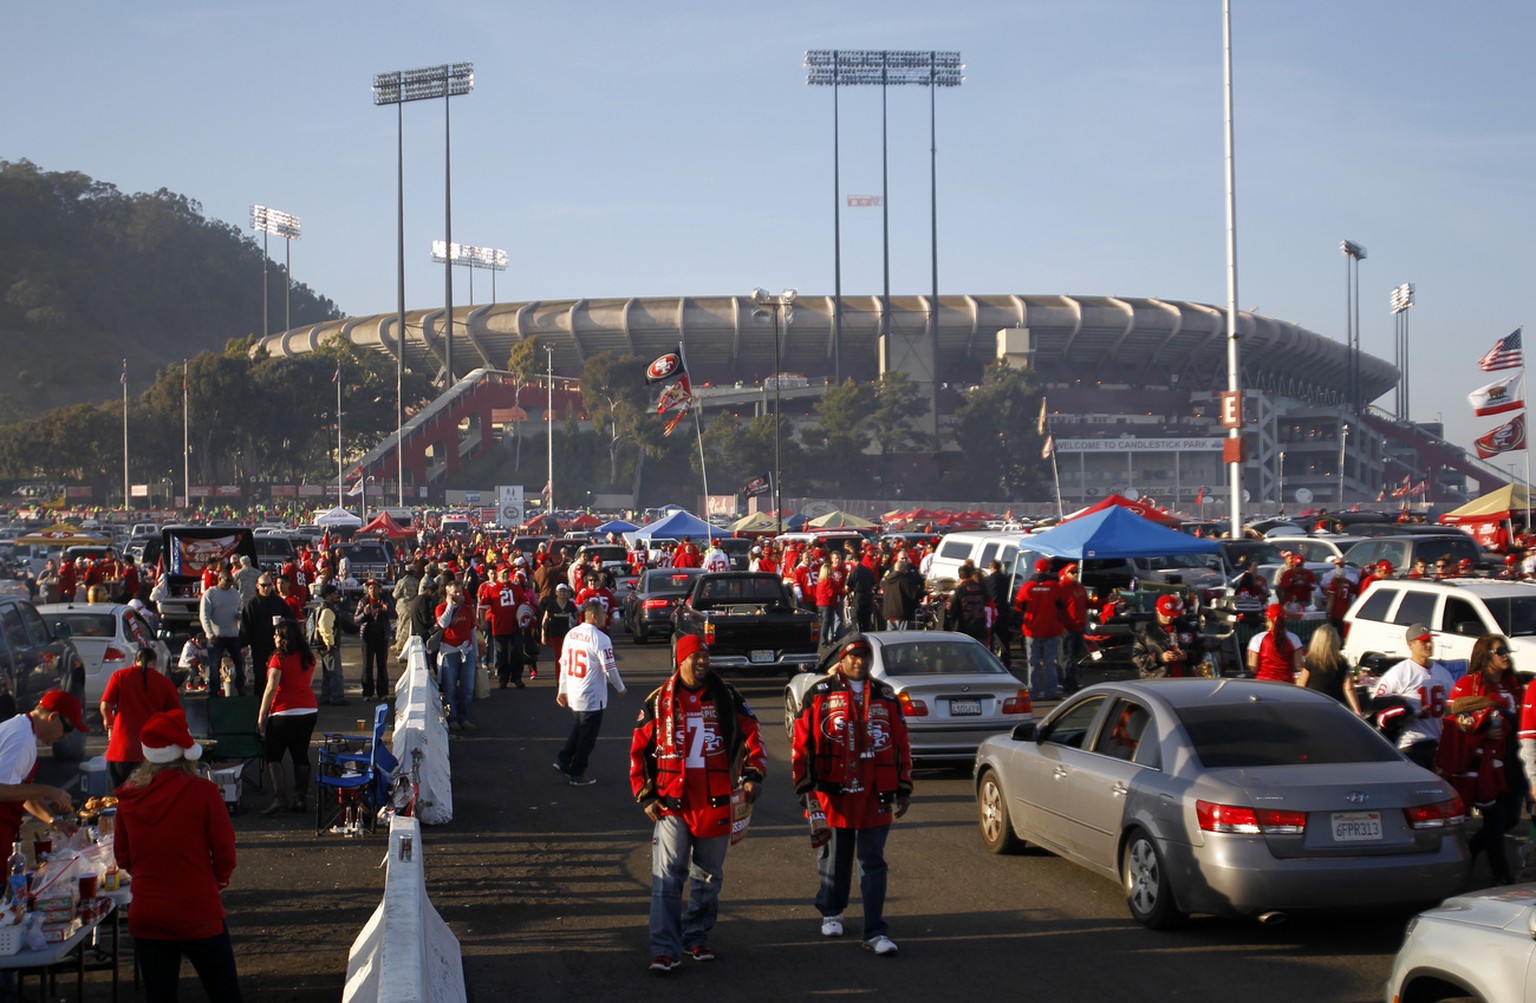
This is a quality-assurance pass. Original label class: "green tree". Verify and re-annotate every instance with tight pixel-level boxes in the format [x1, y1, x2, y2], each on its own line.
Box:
[505, 337, 541, 471]
[579, 352, 650, 490]
[868, 371, 933, 487]
[949, 363, 1050, 500]
[806, 379, 874, 494]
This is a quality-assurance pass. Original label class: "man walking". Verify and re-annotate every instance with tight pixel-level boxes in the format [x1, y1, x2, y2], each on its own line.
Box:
[200, 571, 245, 695]
[791, 633, 913, 957]
[554, 601, 626, 786]
[880, 554, 923, 630]
[1015, 559, 1066, 701]
[354, 579, 393, 700]
[314, 584, 349, 706]
[1373, 623, 1456, 769]
[238, 573, 290, 693]
[630, 634, 766, 973]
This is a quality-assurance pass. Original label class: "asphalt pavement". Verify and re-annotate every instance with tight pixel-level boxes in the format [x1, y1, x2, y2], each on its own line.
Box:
[39, 637, 1436, 1001]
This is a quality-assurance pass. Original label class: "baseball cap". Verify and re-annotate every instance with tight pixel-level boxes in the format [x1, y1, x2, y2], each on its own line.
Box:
[1034, 558, 1052, 574]
[1059, 562, 1079, 577]
[37, 690, 87, 734]
[1405, 623, 1433, 644]
[1154, 594, 1182, 617]
[556, 583, 572, 593]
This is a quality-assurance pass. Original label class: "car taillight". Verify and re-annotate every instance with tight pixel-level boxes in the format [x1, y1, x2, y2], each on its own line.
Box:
[1001, 690, 1032, 715]
[1404, 798, 1465, 830]
[1196, 800, 1307, 835]
[898, 692, 928, 717]
[102, 645, 127, 663]
[642, 599, 669, 610]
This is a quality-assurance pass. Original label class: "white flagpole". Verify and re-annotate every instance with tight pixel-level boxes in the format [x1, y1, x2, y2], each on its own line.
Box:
[121, 359, 129, 511]
[182, 360, 189, 511]
[692, 398, 711, 528]
[336, 366, 343, 508]
[1050, 446, 1063, 521]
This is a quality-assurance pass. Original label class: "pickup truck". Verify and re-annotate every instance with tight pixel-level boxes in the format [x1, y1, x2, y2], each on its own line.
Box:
[156, 525, 258, 633]
[670, 572, 820, 674]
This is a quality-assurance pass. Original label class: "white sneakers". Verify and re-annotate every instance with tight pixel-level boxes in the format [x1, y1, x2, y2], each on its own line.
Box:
[863, 935, 898, 956]
[820, 914, 844, 937]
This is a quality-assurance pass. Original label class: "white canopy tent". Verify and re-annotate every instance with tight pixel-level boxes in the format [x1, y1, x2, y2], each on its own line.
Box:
[313, 506, 364, 528]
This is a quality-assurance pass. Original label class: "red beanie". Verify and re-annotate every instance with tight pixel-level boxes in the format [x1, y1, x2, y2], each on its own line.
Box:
[676, 633, 707, 667]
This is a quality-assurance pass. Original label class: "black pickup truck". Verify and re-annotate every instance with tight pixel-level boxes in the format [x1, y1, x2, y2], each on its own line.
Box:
[670, 572, 820, 674]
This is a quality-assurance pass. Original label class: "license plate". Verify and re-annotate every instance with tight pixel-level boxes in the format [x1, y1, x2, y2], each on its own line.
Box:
[949, 699, 982, 716]
[1331, 811, 1383, 842]
[749, 649, 774, 663]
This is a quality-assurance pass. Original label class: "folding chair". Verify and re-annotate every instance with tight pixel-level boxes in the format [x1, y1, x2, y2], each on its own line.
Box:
[316, 703, 389, 836]
[204, 695, 266, 796]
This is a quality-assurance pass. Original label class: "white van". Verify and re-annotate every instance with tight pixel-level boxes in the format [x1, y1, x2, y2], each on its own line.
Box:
[924, 532, 1030, 594]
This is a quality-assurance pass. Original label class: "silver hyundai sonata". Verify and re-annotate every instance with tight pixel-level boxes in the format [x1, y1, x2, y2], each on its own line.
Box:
[974, 678, 1470, 928]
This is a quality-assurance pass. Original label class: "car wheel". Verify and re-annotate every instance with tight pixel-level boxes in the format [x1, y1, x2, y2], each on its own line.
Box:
[977, 770, 1023, 854]
[1122, 829, 1186, 930]
[783, 690, 798, 742]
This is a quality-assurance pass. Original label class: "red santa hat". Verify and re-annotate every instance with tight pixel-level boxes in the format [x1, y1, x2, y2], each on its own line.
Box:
[140, 710, 203, 764]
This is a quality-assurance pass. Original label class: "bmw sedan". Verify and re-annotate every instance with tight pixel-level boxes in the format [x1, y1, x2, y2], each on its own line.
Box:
[621, 568, 704, 643]
[974, 678, 1469, 928]
[785, 631, 1032, 759]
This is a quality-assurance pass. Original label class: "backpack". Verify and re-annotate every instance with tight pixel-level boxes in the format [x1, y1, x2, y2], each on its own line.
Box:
[306, 604, 325, 649]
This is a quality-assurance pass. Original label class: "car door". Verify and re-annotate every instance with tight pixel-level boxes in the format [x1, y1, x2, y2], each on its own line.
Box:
[1065, 698, 1158, 870]
[1011, 694, 1110, 855]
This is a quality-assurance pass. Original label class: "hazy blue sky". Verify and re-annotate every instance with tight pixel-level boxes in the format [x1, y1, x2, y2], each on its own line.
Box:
[3, 1, 1531, 456]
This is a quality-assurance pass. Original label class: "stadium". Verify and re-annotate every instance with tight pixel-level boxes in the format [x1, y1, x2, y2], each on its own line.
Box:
[252, 293, 1488, 508]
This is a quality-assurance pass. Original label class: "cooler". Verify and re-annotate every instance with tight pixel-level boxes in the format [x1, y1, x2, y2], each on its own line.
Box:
[208, 766, 243, 813]
[78, 757, 111, 798]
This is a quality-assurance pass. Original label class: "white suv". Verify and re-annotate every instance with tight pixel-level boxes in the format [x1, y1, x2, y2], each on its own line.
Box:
[1342, 577, 1536, 676]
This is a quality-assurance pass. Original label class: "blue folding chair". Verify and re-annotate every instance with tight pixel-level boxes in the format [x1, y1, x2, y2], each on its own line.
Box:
[316, 703, 389, 836]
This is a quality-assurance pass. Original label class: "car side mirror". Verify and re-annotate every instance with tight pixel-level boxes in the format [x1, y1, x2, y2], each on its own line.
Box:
[1011, 722, 1038, 743]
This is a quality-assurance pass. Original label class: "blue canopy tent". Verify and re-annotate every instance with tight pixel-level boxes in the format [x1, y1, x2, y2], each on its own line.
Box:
[593, 519, 638, 535]
[625, 509, 725, 544]
[1022, 506, 1221, 560]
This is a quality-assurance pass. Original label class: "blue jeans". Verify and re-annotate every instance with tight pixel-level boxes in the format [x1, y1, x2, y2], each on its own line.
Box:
[493, 633, 523, 685]
[1027, 634, 1060, 699]
[439, 645, 475, 725]
[649, 815, 730, 958]
[208, 636, 246, 694]
[1059, 631, 1085, 691]
[319, 645, 344, 703]
[818, 604, 842, 645]
[556, 708, 604, 778]
[816, 824, 891, 941]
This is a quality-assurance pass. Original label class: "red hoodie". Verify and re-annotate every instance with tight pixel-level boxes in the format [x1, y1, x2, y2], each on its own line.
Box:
[114, 767, 236, 940]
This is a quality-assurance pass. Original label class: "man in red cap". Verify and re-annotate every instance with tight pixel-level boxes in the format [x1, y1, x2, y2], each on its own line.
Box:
[1132, 594, 1205, 678]
[1013, 558, 1065, 700]
[1246, 604, 1303, 683]
[791, 633, 913, 957]
[1373, 623, 1456, 768]
[0, 691, 84, 855]
[630, 632, 766, 974]
[1276, 553, 1316, 608]
[555, 601, 626, 786]
[1057, 563, 1089, 693]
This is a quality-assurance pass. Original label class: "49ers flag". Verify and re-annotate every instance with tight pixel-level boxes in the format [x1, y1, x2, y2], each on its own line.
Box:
[1475, 413, 1527, 459]
[645, 343, 687, 384]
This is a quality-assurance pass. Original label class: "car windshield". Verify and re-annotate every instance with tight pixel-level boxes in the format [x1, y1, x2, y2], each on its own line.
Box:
[1479, 596, 1536, 638]
[342, 543, 388, 563]
[1176, 702, 1399, 768]
[643, 571, 700, 596]
[878, 640, 1007, 676]
[50, 612, 117, 639]
[1224, 543, 1284, 565]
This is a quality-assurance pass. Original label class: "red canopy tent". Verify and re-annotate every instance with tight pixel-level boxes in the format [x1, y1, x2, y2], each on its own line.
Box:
[1061, 494, 1180, 526]
[566, 513, 603, 530]
[357, 512, 416, 538]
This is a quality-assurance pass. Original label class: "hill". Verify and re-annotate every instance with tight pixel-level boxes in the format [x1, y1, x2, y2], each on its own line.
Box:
[0, 160, 342, 416]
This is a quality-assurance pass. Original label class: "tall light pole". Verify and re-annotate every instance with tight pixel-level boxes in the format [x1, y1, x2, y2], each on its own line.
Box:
[251, 205, 301, 336]
[805, 49, 962, 394]
[1338, 422, 1350, 505]
[752, 288, 796, 529]
[430, 241, 509, 307]
[546, 344, 555, 516]
[1390, 282, 1415, 420]
[373, 61, 474, 389]
[1221, 2, 1245, 535]
[1341, 239, 1367, 412]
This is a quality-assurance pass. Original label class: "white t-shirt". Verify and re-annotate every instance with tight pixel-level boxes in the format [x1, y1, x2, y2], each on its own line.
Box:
[557, 623, 625, 712]
[1373, 658, 1457, 749]
[0, 713, 38, 786]
[702, 548, 730, 573]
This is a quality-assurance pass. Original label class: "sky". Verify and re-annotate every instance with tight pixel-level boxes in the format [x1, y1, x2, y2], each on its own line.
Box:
[3, 1, 1532, 458]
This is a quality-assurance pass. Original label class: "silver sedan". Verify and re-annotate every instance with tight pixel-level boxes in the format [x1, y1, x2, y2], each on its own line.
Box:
[1385, 885, 1536, 1002]
[784, 631, 1032, 760]
[974, 678, 1469, 928]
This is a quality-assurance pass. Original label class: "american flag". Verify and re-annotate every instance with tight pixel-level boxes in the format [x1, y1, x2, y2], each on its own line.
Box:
[1478, 329, 1523, 372]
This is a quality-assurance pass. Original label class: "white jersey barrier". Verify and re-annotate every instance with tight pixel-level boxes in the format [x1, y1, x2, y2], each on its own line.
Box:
[394, 637, 454, 824]
[344, 816, 465, 1003]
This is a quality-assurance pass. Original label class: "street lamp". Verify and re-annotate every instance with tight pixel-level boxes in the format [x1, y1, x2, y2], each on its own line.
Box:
[374, 61, 474, 403]
[752, 288, 796, 530]
[1341, 240, 1367, 412]
[1278, 450, 1286, 507]
[545, 344, 554, 516]
[806, 49, 962, 395]
[1390, 282, 1415, 420]
[1338, 423, 1350, 505]
[430, 241, 509, 306]
[251, 205, 301, 336]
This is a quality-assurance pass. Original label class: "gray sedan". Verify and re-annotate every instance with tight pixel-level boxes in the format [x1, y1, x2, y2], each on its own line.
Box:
[784, 631, 1032, 760]
[974, 678, 1469, 928]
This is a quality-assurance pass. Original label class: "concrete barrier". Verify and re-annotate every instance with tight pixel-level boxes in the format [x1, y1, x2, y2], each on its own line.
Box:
[392, 637, 454, 824]
[344, 817, 465, 1003]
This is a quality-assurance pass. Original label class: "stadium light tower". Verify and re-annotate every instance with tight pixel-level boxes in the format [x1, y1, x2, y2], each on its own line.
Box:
[1341, 239, 1367, 412]
[430, 241, 509, 306]
[250, 205, 301, 336]
[374, 61, 475, 390]
[805, 49, 962, 391]
[752, 287, 797, 529]
[1390, 282, 1415, 420]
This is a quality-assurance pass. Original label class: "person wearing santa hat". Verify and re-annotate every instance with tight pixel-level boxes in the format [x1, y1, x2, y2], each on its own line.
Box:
[629, 632, 766, 973]
[115, 709, 242, 1001]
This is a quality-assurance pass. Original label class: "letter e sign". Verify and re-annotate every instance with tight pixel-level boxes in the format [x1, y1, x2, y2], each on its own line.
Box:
[1219, 391, 1243, 429]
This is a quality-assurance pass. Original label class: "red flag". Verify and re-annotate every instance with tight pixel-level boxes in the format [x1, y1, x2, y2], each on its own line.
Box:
[1193, 486, 1206, 506]
[1475, 414, 1527, 459]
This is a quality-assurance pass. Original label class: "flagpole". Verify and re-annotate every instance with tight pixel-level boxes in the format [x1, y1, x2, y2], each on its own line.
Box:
[119, 359, 129, 511]
[336, 365, 344, 508]
[182, 360, 189, 512]
[692, 400, 711, 528]
[1050, 447, 1063, 521]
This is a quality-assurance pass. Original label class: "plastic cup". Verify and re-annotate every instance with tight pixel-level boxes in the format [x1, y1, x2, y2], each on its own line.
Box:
[78, 874, 98, 899]
[33, 838, 51, 862]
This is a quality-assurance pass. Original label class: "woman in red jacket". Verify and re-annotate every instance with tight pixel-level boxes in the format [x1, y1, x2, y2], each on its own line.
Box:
[115, 709, 242, 1000]
[99, 647, 183, 788]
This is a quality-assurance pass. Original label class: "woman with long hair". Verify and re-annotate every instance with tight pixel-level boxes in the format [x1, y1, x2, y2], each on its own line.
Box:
[256, 617, 317, 815]
[100, 646, 183, 788]
[1295, 624, 1362, 715]
[115, 710, 242, 1000]
[1438, 634, 1524, 885]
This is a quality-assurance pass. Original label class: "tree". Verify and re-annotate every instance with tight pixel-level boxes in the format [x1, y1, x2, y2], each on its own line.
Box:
[807, 379, 874, 494]
[949, 363, 1050, 500]
[868, 371, 933, 486]
[505, 337, 541, 471]
[579, 352, 650, 489]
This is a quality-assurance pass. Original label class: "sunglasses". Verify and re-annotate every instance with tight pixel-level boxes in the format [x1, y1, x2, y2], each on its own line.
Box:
[58, 718, 73, 735]
[1492, 648, 1511, 656]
